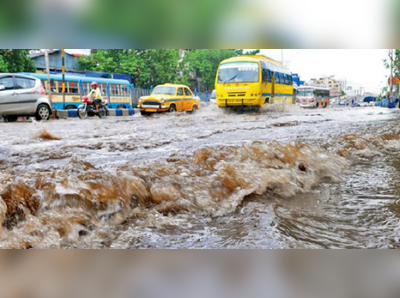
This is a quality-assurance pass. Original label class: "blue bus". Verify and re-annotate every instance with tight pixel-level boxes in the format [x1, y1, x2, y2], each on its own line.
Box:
[20, 73, 134, 110]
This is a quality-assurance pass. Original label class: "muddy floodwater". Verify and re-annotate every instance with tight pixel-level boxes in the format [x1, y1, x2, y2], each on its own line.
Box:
[1, 105, 400, 249]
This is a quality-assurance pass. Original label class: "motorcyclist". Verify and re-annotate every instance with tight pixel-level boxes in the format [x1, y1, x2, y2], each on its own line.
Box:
[87, 82, 102, 115]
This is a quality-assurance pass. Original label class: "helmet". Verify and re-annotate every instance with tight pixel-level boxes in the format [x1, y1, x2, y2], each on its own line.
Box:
[91, 82, 99, 88]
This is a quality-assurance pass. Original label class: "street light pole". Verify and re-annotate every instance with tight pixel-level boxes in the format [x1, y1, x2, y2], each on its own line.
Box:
[62, 49, 66, 110]
[44, 50, 53, 109]
[389, 49, 394, 98]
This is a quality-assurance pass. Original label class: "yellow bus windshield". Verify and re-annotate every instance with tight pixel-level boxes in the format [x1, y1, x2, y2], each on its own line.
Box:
[218, 62, 260, 84]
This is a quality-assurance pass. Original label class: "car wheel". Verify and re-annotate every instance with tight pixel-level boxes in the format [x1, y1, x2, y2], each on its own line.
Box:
[169, 105, 177, 113]
[187, 105, 197, 114]
[36, 104, 51, 121]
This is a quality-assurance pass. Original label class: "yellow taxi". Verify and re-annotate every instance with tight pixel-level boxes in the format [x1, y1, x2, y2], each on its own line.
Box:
[138, 84, 200, 116]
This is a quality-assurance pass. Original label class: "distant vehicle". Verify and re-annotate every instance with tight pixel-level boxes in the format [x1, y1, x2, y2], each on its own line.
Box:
[138, 84, 200, 116]
[19, 73, 133, 110]
[210, 90, 217, 105]
[0, 74, 52, 122]
[297, 86, 330, 108]
[369, 102, 376, 107]
[215, 55, 294, 110]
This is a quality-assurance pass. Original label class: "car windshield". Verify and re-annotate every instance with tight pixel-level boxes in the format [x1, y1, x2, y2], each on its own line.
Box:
[153, 86, 176, 95]
[298, 89, 314, 96]
[218, 62, 260, 83]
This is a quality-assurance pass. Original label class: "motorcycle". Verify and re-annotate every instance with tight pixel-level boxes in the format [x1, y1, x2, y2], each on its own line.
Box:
[77, 96, 108, 119]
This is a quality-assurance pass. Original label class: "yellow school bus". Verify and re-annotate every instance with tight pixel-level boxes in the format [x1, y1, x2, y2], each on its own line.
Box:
[138, 84, 201, 116]
[215, 55, 294, 109]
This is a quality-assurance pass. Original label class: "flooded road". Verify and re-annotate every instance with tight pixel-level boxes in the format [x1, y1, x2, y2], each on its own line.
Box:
[1, 105, 400, 248]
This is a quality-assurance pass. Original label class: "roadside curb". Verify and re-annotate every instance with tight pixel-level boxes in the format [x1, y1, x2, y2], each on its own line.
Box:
[55, 109, 135, 119]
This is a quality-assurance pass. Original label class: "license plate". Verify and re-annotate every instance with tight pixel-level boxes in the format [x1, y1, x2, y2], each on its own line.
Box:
[146, 109, 158, 112]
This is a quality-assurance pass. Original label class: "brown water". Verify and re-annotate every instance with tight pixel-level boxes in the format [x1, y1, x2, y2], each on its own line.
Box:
[1, 107, 400, 248]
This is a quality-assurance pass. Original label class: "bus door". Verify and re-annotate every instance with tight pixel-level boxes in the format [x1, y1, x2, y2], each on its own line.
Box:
[130, 84, 135, 108]
[272, 72, 276, 99]
[108, 83, 113, 107]
[79, 80, 84, 98]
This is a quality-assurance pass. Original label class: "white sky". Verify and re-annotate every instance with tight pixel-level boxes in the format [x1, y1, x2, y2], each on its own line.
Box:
[260, 49, 390, 94]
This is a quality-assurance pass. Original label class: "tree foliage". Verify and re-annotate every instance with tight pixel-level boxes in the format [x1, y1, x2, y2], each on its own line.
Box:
[78, 49, 261, 89]
[0, 49, 36, 73]
[180, 49, 239, 90]
[78, 49, 180, 88]
[384, 49, 400, 79]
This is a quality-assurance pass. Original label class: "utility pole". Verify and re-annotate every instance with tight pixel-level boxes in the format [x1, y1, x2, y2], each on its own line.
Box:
[389, 49, 394, 98]
[44, 49, 53, 108]
[62, 49, 66, 110]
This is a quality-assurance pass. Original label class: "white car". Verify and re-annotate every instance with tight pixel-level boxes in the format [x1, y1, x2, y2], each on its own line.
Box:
[0, 74, 52, 122]
[210, 90, 217, 105]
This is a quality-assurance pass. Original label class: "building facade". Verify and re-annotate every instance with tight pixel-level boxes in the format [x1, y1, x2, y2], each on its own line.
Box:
[29, 50, 82, 72]
[313, 76, 342, 97]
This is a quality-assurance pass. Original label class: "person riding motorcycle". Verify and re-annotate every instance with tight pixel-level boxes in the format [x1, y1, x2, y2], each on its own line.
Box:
[87, 82, 102, 114]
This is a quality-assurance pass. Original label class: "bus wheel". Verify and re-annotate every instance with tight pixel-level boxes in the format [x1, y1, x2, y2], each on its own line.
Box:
[65, 105, 76, 110]
[117, 105, 126, 109]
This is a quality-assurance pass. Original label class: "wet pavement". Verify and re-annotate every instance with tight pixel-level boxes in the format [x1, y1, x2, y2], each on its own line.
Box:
[1, 105, 400, 248]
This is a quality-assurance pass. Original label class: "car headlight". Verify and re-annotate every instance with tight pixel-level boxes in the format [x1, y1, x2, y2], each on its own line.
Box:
[139, 98, 142, 103]
[161, 98, 165, 103]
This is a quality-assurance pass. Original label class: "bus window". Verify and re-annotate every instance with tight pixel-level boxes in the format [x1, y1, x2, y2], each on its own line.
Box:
[261, 62, 272, 83]
[82, 83, 90, 94]
[69, 81, 79, 94]
[285, 74, 290, 85]
[43, 80, 49, 93]
[110, 84, 118, 96]
[121, 85, 128, 96]
[102, 84, 107, 95]
[58, 82, 64, 93]
[275, 73, 280, 84]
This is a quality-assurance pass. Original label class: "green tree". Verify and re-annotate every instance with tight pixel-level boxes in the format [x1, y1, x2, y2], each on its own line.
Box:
[181, 49, 239, 90]
[384, 49, 400, 79]
[78, 49, 180, 88]
[235, 49, 261, 56]
[0, 49, 36, 73]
